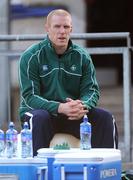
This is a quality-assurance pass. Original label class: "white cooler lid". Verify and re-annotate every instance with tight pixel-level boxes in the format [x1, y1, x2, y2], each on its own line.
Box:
[37, 148, 80, 158]
[0, 157, 47, 164]
[53, 148, 121, 164]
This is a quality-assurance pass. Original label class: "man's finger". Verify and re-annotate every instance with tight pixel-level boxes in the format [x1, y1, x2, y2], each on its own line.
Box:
[66, 98, 73, 102]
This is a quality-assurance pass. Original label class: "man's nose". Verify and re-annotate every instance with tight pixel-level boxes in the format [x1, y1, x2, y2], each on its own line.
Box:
[59, 26, 65, 33]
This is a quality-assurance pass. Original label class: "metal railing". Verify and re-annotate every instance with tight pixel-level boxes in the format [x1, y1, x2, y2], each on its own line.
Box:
[0, 32, 132, 161]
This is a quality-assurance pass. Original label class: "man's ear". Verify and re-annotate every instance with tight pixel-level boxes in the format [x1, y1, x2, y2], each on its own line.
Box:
[70, 26, 72, 33]
[45, 23, 49, 32]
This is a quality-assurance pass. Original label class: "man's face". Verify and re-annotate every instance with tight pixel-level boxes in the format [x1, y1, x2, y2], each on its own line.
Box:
[46, 14, 72, 49]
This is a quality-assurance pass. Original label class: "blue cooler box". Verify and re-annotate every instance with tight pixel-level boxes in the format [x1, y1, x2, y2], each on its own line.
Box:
[0, 158, 47, 180]
[53, 149, 121, 180]
[37, 148, 85, 180]
[37, 148, 76, 180]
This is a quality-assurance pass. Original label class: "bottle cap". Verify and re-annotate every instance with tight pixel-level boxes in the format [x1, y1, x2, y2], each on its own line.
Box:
[83, 114, 88, 122]
[23, 122, 29, 128]
[9, 121, 14, 128]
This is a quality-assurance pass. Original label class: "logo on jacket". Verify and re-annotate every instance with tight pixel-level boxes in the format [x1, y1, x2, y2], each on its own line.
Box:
[42, 65, 48, 71]
[70, 65, 76, 71]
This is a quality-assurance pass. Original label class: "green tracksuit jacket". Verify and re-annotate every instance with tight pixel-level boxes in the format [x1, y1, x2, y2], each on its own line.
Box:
[18, 36, 100, 119]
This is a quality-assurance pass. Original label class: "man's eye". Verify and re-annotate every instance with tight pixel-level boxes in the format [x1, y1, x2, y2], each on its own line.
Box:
[55, 25, 60, 28]
[64, 26, 70, 29]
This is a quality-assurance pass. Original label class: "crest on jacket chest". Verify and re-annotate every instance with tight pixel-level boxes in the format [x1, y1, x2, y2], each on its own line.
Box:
[70, 65, 76, 71]
[42, 65, 48, 72]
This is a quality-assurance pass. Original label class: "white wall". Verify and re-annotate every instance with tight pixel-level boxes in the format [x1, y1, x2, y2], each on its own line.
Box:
[11, 0, 86, 33]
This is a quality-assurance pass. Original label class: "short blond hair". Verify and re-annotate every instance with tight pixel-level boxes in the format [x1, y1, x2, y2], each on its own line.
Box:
[46, 9, 72, 25]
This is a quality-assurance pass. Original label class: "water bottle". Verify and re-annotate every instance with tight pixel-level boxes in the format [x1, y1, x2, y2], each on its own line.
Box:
[0, 128, 5, 157]
[21, 122, 32, 158]
[80, 114, 91, 150]
[6, 122, 18, 158]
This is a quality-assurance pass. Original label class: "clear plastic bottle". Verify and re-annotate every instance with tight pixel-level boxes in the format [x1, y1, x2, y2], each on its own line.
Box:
[0, 128, 5, 157]
[6, 122, 18, 158]
[80, 114, 91, 150]
[21, 122, 32, 158]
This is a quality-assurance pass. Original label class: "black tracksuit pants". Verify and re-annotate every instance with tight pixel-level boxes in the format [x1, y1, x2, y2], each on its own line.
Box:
[23, 107, 118, 156]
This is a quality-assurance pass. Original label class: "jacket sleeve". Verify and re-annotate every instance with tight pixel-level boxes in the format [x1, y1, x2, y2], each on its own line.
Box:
[19, 53, 60, 115]
[80, 54, 100, 109]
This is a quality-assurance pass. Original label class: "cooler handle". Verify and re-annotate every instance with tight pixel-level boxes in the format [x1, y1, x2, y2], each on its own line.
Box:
[61, 166, 88, 180]
[83, 166, 88, 180]
[61, 166, 65, 180]
[37, 166, 48, 180]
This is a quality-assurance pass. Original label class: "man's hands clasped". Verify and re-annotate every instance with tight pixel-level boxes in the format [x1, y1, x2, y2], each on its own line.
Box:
[58, 98, 88, 120]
